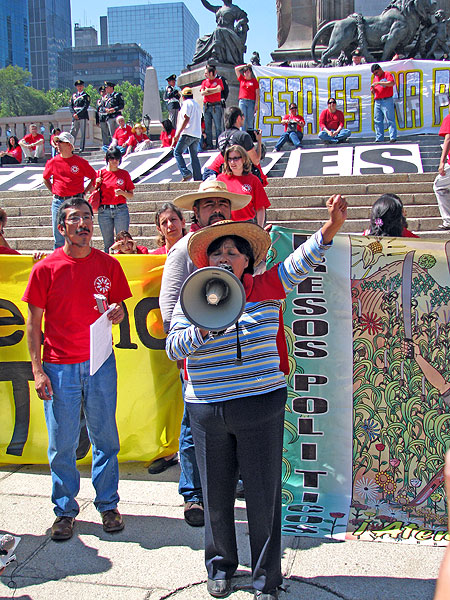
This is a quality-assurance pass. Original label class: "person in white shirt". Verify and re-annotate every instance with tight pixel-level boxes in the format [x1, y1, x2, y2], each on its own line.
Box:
[172, 87, 202, 182]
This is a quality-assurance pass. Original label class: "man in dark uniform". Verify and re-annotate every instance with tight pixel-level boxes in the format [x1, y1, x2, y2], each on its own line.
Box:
[96, 85, 110, 147]
[164, 74, 181, 128]
[69, 80, 90, 152]
[104, 81, 125, 141]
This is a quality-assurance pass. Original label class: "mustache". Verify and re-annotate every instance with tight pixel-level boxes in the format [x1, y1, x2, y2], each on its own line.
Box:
[208, 212, 226, 224]
[76, 227, 90, 234]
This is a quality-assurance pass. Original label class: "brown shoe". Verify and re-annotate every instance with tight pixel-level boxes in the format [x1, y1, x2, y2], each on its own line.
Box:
[51, 516, 75, 541]
[101, 508, 124, 533]
[184, 501, 204, 527]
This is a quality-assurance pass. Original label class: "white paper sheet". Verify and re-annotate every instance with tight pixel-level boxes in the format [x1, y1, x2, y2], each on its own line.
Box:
[90, 309, 113, 376]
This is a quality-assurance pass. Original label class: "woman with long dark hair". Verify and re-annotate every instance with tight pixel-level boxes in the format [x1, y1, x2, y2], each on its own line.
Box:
[0, 136, 22, 166]
[365, 193, 418, 237]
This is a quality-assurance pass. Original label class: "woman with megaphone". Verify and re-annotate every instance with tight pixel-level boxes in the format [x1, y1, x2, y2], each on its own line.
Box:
[166, 194, 347, 600]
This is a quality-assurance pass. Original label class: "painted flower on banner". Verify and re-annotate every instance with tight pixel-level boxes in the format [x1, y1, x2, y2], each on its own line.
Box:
[354, 477, 379, 503]
[389, 458, 401, 468]
[361, 418, 381, 441]
[375, 471, 394, 488]
[359, 311, 383, 335]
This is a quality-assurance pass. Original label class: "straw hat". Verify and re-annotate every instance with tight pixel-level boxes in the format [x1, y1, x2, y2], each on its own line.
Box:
[188, 220, 271, 269]
[173, 180, 251, 211]
[131, 122, 147, 134]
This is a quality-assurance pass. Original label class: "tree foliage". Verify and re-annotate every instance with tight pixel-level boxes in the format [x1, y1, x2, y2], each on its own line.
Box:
[0, 66, 145, 121]
[0, 65, 52, 116]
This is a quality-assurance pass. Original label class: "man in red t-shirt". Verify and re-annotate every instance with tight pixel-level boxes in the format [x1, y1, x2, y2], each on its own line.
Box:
[42, 131, 96, 249]
[433, 104, 450, 229]
[275, 103, 305, 151]
[0, 208, 20, 254]
[318, 98, 351, 144]
[370, 63, 397, 143]
[19, 124, 45, 163]
[200, 64, 224, 149]
[108, 116, 133, 154]
[23, 196, 132, 542]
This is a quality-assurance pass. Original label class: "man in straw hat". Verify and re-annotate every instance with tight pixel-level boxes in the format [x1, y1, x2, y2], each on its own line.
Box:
[159, 179, 252, 527]
[166, 195, 347, 599]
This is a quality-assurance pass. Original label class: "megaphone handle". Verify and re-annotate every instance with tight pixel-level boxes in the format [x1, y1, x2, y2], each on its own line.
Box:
[234, 322, 243, 366]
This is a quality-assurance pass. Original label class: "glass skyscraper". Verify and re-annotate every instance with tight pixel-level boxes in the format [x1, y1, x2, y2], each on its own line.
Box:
[107, 2, 199, 89]
[28, 0, 72, 90]
[0, 1, 30, 72]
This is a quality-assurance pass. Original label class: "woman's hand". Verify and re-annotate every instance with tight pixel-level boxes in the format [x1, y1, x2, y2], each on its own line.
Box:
[321, 194, 348, 244]
[95, 176, 102, 187]
[115, 189, 126, 197]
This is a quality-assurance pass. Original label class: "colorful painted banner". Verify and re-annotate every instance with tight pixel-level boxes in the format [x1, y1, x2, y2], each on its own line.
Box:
[1, 228, 450, 545]
[268, 227, 450, 545]
[253, 60, 450, 140]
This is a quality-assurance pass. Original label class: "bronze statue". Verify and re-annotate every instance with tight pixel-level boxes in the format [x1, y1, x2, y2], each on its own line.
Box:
[190, 0, 249, 66]
[311, 0, 437, 66]
[425, 9, 450, 59]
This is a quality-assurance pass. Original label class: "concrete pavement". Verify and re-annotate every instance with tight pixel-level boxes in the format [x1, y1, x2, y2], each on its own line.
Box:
[0, 462, 445, 600]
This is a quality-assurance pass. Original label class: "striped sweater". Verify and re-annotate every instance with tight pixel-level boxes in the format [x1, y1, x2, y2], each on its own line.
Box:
[166, 230, 331, 403]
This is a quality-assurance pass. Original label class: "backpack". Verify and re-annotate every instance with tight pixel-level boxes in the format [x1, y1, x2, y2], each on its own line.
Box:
[218, 75, 229, 107]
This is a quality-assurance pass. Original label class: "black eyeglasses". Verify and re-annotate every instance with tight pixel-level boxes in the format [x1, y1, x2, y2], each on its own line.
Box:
[328, 101, 337, 105]
[289, 106, 297, 109]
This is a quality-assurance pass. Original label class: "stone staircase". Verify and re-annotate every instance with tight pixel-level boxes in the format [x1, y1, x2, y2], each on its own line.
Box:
[0, 171, 447, 254]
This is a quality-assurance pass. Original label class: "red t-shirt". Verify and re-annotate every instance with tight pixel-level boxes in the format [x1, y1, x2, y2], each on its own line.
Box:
[22, 247, 132, 363]
[43, 154, 96, 197]
[372, 71, 395, 100]
[21, 133, 44, 151]
[113, 125, 133, 146]
[127, 133, 149, 148]
[282, 113, 305, 132]
[238, 75, 259, 101]
[137, 246, 149, 254]
[439, 114, 450, 164]
[216, 172, 270, 221]
[160, 130, 175, 147]
[319, 108, 345, 132]
[149, 245, 167, 254]
[7, 146, 22, 162]
[98, 168, 134, 205]
[201, 77, 224, 104]
[0, 246, 20, 254]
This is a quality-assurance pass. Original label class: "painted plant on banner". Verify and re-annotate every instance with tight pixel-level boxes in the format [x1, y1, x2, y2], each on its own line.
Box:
[348, 236, 450, 545]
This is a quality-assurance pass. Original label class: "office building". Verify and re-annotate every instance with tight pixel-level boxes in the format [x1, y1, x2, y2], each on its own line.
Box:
[59, 43, 152, 90]
[107, 2, 199, 88]
[74, 24, 98, 48]
[28, 0, 72, 90]
[0, 1, 30, 72]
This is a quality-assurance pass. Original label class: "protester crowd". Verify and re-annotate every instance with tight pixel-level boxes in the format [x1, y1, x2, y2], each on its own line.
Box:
[1, 57, 450, 600]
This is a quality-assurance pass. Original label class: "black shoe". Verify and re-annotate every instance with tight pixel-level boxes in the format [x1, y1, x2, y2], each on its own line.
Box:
[438, 224, 450, 230]
[254, 591, 279, 600]
[26, 157, 32, 164]
[184, 501, 204, 527]
[235, 479, 245, 499]
[389, 138, 397, 143]
[375, 139, 384, 143]
[32, 157, 38, 163]
[148, 455, 178, 474]
[207, 578, 231, 598]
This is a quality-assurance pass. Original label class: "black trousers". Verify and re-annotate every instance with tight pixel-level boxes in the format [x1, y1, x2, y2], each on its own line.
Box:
[187, 387, 287, 593]
[0, 155, 19, 166]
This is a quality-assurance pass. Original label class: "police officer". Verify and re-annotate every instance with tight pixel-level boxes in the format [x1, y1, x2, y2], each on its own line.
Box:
[104, 81, 125, 140]
[164, 74, 181, 128]
[69, 80, 90, 152]
[96, 85, 110, 147]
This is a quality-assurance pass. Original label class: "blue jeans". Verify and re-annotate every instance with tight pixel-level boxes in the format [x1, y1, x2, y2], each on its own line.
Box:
[51, 197, 65, 249]
[43, 353, 120, 517]
[239, 98, 256, 131]
[204, 103, 224, 148]
[374, 97, 397, 141]
[275, 130, 303, 151]
[178, 404, 203, 503]
[174, 134, 202, 181]
[97, 203, 130, 253]
[318, 128, 351, 144]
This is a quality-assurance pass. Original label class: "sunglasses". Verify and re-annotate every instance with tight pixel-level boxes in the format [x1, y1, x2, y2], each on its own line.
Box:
[228, 156, 243, 162]
[328, 101, 337, 105]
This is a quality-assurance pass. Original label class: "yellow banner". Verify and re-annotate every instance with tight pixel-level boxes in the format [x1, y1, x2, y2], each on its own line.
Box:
[0, 255, 183, 465]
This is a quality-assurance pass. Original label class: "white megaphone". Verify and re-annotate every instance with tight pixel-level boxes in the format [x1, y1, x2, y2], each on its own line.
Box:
[180, 266, 246, 332]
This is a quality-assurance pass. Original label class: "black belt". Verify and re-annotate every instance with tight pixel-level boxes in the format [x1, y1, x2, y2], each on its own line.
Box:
[53, 193, 84, 201]
[205, 101, 222, 106]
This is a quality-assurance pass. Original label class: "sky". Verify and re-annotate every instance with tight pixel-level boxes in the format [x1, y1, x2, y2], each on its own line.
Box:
[71, 0, 278, 66]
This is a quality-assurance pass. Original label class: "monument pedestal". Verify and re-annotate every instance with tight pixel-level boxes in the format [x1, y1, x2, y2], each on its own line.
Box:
[178, 63, 240, 110]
